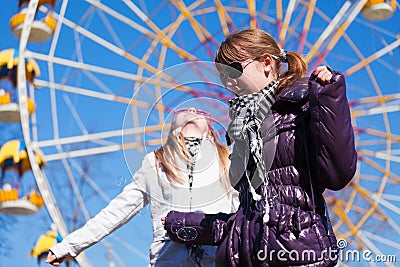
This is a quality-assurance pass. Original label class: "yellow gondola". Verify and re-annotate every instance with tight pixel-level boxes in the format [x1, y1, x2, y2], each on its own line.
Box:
[0, 48, 40, 85]
[0, 139, 46, 177]
[0, 48, 39, 123]
[30, 227, 76, 265]
[0, 184, 43, 215]
[10, 0, 57, 43]
[362, 0, 396, 21]
[0, 140, 45, 215]
[30, 229, 61, 263]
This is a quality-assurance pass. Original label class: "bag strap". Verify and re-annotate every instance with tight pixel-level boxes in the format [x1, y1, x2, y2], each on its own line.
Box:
[301, 113, 317, 220]
[301, 112, 334, 238]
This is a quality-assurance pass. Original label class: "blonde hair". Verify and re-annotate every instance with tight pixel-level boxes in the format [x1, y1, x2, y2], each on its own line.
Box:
[215, 28, 307, 95]
[154, 126, 232, 195]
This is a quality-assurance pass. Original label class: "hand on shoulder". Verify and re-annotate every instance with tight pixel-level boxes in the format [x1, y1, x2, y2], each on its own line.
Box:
[313, 66, 333, 85]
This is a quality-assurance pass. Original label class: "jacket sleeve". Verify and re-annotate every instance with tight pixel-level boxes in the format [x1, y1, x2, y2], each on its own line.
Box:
[308, 70, 357, 191]
[49, 160, 149, 259]
[164, 210, 232, 246]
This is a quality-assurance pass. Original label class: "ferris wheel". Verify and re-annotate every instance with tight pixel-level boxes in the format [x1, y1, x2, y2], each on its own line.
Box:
[7, 0, 400, 266]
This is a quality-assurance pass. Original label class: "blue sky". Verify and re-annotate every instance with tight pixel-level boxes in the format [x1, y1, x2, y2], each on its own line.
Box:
[1, 1, 400, 266]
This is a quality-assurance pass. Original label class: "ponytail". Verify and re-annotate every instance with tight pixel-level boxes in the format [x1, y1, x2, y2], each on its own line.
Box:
[276, 51, 307, 95]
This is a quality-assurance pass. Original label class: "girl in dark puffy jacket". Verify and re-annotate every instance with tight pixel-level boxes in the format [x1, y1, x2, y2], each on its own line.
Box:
[164, 28, 357, 267]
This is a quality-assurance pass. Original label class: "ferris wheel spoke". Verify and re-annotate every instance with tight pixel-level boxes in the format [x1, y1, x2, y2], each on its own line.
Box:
[371, 214, 400, 245]
[62, 93, 88, 135]
[307, 0, 369, 67]
[48, 0, 68, 57]
[87, 0, 202, 67]
[109, 235, 149, 262]
[329, 198, 364, 247]
[34, 79, 132, 104]
[350, 93, 400, 113]
[305, 0, 352, 63]
[104, 246, 127, 267]
[69, 159, 110, 203]
[85, 0, 151, 36]
[275, 0, 283, 35]
[349, 183, 390, 221]
[313, 0, 368, 67]
[357, 231, 389, 266]
[149, 45, 168, 126]
[31, 46, 226, 101]
[345, 38, 400, 76]
[27, 51, 142, 80]
[361, 230, 400, 255]
[328, 188, 389, 233]
[341, 31, 390, 97]
[121, 0, 197, 61]
[36, 124, 168, 150]
[381, 193, 400, 202]
[355, 127, 400, 144]
[372, 194, 400, 216]
[358, 174, 398, 184]
[44, 138, 165, 162]
[33, 77, 206, 107]
[278, 0, 296, 47]
[214, 0, 233, 37]
[359, 156, 400, 183]
[351, 103, 400, 117]
[357, 139, 393, 147]
[169, 0, 218, 50]
[297, 0, 316, 53]
[341, 202, 383, 221]
[359, 149, 400, 164]
[96, 9, 126, 50]
[350, 181, 390, 231]
[245, 0, 257, 29]
[45, 145, 121, 162]
[53, 13, 162, 75]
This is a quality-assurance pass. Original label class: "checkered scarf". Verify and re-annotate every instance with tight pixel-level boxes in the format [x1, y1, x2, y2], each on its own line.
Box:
[184, 137, 202, 157]
[228, 81, 278, 168]
[227, 81, 278, 221]
[184, 137, 202, 191]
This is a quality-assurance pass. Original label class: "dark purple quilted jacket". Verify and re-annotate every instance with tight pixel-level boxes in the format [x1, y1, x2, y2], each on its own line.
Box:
[165, 71, 357, 267]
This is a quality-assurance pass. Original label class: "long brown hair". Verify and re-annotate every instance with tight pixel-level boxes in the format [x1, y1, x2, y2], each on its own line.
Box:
[215, 28, 307, 95]
[153, 126, 232, 195]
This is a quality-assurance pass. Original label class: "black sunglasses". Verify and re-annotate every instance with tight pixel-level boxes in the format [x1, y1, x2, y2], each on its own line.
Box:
[219, 57, 258, 87]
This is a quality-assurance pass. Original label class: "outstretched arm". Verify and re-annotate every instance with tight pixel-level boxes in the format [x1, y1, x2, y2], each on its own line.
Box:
[46, 164, 149, 265]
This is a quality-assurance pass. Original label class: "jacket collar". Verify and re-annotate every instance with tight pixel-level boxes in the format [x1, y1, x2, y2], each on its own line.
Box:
[272, 77, 309, 110]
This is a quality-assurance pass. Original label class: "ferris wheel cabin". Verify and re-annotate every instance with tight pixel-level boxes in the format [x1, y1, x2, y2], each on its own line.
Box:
[10, 0, 57, 43]
[0, 140, 45, 215]
[361, 0, 396, 21]
[0, 184, 44, 215]
[0, 48, 39, 123]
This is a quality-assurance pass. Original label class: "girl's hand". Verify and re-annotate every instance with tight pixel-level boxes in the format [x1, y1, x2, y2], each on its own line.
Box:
[161, 217, 169, 236]
[313, 66, 332, 85]
[46, 251, 64, 266]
